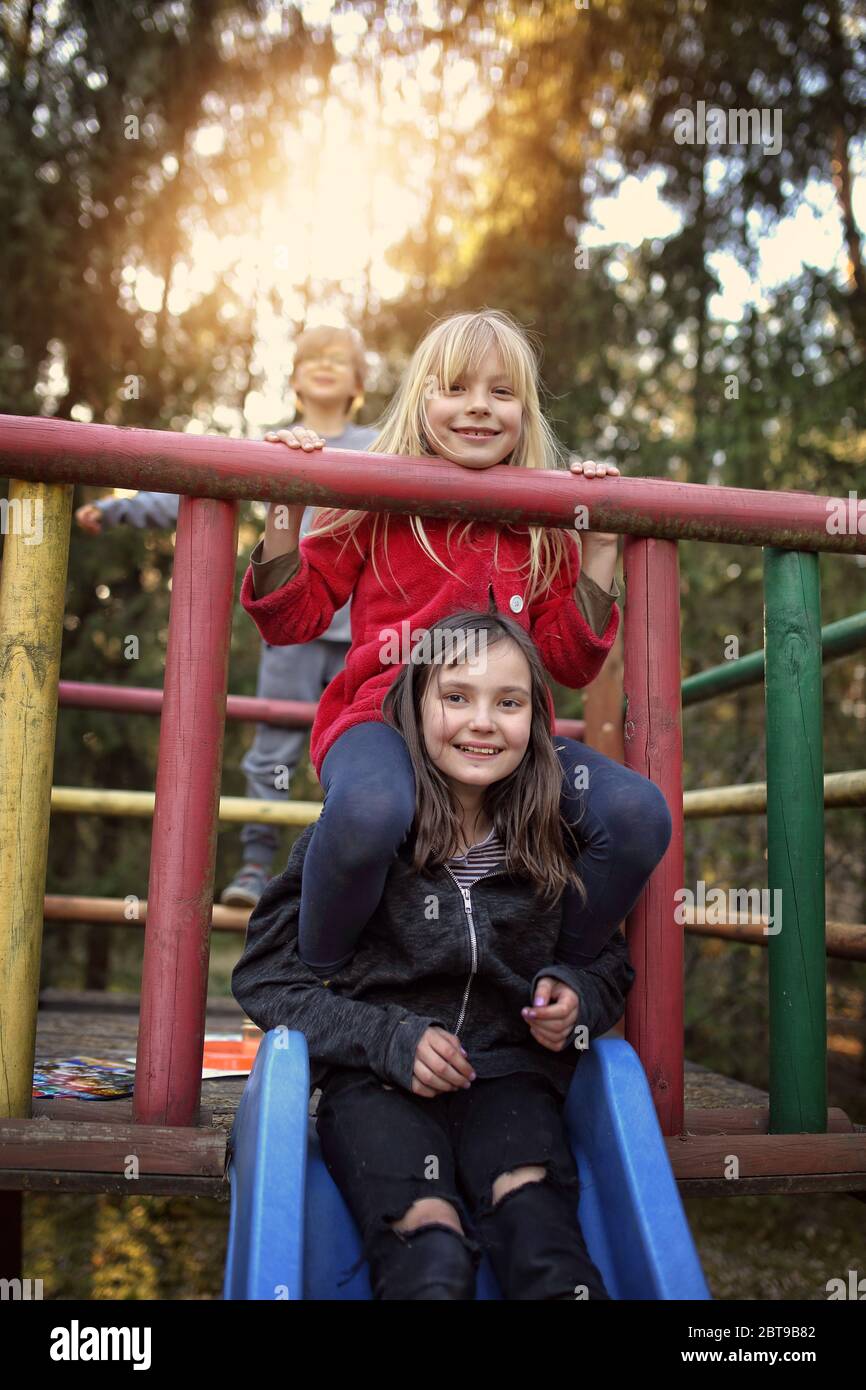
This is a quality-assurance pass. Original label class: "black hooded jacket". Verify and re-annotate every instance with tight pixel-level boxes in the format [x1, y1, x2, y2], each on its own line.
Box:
[231, 822, 636, 1098]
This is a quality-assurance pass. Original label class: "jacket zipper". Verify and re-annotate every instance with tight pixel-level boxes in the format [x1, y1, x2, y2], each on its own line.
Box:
[442, 865, 510, 1036]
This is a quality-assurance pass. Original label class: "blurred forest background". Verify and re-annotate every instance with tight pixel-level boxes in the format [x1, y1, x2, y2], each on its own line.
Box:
[2, 0, 865, 1298]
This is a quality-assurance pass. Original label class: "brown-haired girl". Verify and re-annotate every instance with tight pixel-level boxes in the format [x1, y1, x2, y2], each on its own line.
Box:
[233, 610, 637, 1299]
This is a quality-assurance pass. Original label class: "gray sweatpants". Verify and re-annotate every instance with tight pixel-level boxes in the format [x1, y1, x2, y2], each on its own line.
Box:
[239, 638, 349, 869]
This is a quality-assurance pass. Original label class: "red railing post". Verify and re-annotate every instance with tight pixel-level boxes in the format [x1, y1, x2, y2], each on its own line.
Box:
[622, 536, 685, 1135]
[133, 496, 238, 1126]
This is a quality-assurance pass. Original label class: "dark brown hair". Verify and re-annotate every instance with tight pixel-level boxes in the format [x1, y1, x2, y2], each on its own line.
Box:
[381, 609, 587, 907]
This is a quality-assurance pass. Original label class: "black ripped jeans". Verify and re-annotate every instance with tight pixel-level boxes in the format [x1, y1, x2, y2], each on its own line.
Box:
[315, 1064, 611, 1301]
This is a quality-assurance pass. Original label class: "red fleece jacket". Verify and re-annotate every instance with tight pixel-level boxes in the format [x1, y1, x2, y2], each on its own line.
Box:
[239, 514, 619, 779]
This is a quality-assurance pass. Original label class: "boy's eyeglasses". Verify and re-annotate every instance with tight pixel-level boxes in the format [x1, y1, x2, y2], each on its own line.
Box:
[299, 354, 354, 370]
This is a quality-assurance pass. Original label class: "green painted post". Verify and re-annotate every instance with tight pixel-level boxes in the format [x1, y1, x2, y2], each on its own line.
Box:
[763, 548, 827, 1133]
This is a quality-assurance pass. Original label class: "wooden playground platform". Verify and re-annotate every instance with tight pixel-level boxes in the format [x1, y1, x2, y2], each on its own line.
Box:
[1, 988, 862, 1204]
[2, 419, 866, 1251]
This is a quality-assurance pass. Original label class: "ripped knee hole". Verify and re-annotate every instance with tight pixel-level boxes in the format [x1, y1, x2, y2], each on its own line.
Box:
[389, 1197, 464, 1236]
[490, 1164, 546, 1205]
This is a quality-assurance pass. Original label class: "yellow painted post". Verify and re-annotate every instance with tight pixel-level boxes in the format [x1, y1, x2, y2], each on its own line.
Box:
[0, 478, 72, 1118]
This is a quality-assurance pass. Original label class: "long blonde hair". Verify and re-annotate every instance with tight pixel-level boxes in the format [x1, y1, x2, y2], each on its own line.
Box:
[304, 308, 582, 605]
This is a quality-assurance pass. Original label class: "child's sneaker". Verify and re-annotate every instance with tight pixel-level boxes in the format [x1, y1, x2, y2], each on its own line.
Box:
[220, 863, 271, 907]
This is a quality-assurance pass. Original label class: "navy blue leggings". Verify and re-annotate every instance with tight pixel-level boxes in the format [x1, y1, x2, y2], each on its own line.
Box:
[298, 721, 672, 974]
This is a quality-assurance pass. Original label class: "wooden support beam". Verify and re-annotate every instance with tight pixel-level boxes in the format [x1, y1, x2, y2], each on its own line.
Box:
[48, 786, 323, 825]
[3, 413, 866, 553]
[623, 536, 684, 1135]
[30, 1098, 214, 1125]
[0, 479, 72, 1119]
[666, 1131, 866, 1179]
[56, 680, 586, 740]
[764, 548, 827, 1132]
[38, 895, 866, 960]
[682, 909, 866, 961]
[684, 768, 866, 816]
[0, 1169, 228, 1198]
[682, 1107, 853, 1135]
[42, 895, 249, 932]
[133, 496, 238, 1128]
[678, 1174, 866, 1198]
[0, 1119, 227, 1177]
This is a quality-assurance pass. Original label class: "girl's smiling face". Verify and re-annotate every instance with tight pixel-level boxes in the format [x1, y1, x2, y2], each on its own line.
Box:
[420, 639, 533, 790]
[423, 344, 523, 470]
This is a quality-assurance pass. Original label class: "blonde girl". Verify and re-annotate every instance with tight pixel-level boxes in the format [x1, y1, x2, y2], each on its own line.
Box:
[240, 309, 671, 974]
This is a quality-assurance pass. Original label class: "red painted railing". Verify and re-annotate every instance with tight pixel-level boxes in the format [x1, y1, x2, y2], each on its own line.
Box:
[56, 680, 586, 738]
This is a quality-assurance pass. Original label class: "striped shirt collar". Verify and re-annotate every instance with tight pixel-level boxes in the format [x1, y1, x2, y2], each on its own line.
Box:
[447, 823, 500, 863]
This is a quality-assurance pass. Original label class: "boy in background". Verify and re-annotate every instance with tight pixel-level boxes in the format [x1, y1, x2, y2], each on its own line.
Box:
[75, 325, 377, 906]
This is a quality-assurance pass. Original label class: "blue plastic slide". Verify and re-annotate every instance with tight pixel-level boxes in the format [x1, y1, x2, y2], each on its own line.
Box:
[223, 1030, 711, 1300]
